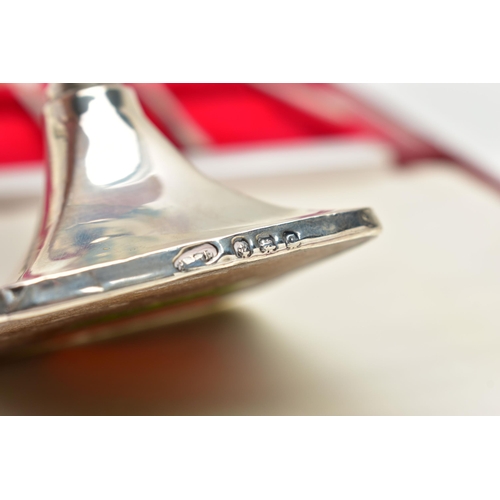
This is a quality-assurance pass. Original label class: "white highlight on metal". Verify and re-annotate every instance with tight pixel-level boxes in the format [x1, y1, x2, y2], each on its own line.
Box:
[79, 93, 141, 186]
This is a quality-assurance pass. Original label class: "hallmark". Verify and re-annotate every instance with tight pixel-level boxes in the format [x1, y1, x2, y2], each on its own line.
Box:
[233, 238, 252, 258]
[283, 231, 301, 249]
[174, 243, 219, 272]
[257, 235, 277, 254]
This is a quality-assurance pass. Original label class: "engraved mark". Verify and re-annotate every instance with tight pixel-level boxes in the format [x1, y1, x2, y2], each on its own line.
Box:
[283, 231, 301, 249]
[233, 238, 252, 258]
[174, 243, 218, 272]
[257, 235, 277, 254]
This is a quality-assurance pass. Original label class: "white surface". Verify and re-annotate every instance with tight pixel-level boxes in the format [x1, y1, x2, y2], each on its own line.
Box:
[346, 83, 500, 180]
[190, 138, 393, 179]
[0, 167, 45, 199]
[0, 164, 499, 415]
[0, 138, 393, 198]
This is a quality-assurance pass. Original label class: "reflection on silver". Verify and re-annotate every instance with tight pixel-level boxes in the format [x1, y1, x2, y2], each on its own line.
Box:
[0, 83, 381, 351]
[80, 90, 141, 185]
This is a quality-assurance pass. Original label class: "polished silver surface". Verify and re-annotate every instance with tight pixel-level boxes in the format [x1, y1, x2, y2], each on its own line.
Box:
[0, 83, 381, 350]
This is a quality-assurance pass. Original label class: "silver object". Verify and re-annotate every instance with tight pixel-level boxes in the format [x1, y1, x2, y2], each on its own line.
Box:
[0, 83, 381, 351]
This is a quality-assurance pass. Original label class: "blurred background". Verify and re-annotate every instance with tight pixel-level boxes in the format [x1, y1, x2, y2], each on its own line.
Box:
[0, 83, 499, 415]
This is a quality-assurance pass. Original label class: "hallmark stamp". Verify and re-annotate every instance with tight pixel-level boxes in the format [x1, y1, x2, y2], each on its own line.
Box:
[174, 243, 218, 272]
[233, 238, 252, 258]
[257, 235, 277, 254]
[283, 231, 301, 249]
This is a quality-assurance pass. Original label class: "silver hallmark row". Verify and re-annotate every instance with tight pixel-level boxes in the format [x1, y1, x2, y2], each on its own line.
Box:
[233, 231, 301, 259]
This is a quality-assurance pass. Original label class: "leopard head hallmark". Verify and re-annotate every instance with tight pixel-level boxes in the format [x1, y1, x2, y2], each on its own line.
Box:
[257, 235, 278, 254]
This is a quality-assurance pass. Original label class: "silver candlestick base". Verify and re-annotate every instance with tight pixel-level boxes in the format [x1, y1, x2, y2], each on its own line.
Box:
[0, 83, 381, 351]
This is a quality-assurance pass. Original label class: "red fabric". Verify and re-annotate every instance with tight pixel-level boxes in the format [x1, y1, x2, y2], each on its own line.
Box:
[0, 83, 438, 171]
[165, 83, 358, 143]
[0, 87, 43, 165]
